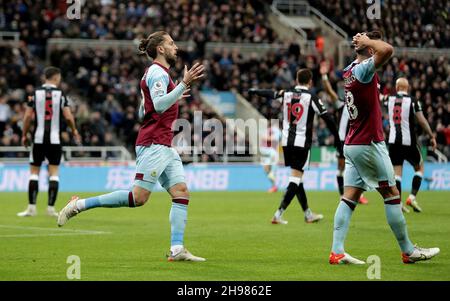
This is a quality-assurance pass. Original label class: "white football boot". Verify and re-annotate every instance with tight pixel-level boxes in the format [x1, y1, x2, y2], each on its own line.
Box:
[329, 252, 366, 265]
[47, 206, 59, 217]
[271, 216, 288, 225]
[402, 245, 440, 263]
[406, 197, 422, 213]
[17, 205, 37, 217]
[167, 248, 206, 262]
[305, 212, 324, 223]
[57, 196, 80, 227]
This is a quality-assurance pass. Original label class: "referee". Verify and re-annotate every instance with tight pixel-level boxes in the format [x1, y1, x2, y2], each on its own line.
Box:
[18, 67, 81, 217]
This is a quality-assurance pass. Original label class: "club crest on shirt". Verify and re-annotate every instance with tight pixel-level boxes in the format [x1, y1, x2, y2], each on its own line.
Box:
[154, 81, 163, 90]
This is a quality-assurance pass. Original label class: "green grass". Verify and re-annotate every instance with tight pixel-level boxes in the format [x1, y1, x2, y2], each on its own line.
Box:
[0, 191, 449, 281]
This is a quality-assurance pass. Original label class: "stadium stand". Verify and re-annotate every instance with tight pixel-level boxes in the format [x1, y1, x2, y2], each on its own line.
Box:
[0, 0, 448, 161]
[312, 0, 449, 48]
[1, 0, 278, 58]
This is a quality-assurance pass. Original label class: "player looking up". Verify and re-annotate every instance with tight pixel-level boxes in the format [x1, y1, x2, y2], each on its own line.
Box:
[329, 31, 439, 264]
[386, 77, 437, 213]
[57, 32, 206, 262]
[18, 67, 81, 218]
[250, 68, 343, 225]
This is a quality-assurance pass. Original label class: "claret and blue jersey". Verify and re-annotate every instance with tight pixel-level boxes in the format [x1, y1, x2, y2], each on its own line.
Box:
[343, 56, 385, 145]
[137, 61, 186, 147]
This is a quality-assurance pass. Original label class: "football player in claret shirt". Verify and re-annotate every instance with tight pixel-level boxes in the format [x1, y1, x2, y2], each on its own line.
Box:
[329, 31, 439, 264]
[58, 32, 206, 262]
[319, 61, 369, 204]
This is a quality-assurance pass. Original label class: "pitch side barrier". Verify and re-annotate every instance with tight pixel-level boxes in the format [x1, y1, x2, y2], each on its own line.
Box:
[0, 162, 448, 192]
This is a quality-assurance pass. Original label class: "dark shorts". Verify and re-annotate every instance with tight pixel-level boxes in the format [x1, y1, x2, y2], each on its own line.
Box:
[388, 143, 423, 167]
[337, 140, 345, 159]
[282, 146, 310, 171]
[30, 144, 62, 166]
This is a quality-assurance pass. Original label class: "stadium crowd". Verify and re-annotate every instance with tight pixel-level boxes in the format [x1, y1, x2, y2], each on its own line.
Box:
[0, 0, 448, 161]
[312, 0, 449, 48]
[2, 41, 448, 160]
[1, 0, 278, 59]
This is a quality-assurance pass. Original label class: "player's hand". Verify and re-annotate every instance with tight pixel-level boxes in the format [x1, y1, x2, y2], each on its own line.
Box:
[73, 130, 82, 146]
[182, 62, 205, 86]
[352, 32, 370, 50]
[320, 61, 329, 75]
[180, 88, 191, 99]
[430, 136, 437, 151]
[21, 135, 30, 147]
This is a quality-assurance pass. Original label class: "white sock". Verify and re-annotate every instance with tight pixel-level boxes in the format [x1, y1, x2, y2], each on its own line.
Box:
[408, 194, 416, 201]
[171, 245, 184, 255]
[274, 208, 284, 219]
[305, 208, 312, 218]
[75, 199, 86, 211]
[47, 205, 55, 210]
[28, 204, 36, 211]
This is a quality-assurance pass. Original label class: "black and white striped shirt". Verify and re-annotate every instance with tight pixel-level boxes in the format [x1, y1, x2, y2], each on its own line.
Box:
[386, 92, 422, 146]
[28, 84, 69, 144]
[335, 99, 350, 142]
[277, 85, 327, 148]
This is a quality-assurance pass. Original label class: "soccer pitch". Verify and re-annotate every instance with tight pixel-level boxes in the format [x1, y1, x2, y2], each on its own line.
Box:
[0, 191, 449, 281]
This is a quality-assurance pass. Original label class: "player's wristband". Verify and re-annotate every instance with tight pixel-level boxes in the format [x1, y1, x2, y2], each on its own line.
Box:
[181, 80, 189, 88]
[322, 74, 328, 81]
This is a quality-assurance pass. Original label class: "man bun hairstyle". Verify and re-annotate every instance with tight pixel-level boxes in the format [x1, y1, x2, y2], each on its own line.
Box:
[138, 31, 168, 59]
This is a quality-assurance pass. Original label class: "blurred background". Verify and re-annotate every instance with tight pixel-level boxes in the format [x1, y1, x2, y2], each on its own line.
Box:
[0, 0, 448, 191]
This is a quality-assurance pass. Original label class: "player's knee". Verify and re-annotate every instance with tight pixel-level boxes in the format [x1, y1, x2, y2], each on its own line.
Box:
[379, 185, 399, 199]
[134, 196, 148, 207]
[132, 187, 150, 206]
[170, 184, 189, 199]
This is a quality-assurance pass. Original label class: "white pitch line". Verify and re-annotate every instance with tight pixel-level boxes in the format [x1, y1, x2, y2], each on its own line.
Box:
[0, 233, 110, 238]
[0, 224, 111, 238]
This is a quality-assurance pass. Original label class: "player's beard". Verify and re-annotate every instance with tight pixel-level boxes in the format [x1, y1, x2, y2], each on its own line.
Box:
[355, 46, 371, 57]
[165, 52, 177, 67]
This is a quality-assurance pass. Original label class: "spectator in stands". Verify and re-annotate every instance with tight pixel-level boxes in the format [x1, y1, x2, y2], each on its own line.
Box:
[0, 94, 11, 138]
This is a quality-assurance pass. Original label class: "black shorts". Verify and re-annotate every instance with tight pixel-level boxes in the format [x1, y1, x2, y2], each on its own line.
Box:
[30, 144, 62, 166]
[282, 146, 310, 171]
[388, 143, 422, 167]
[337, 140, 345, 159]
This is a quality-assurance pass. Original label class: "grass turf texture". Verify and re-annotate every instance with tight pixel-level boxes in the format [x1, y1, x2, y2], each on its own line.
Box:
[0, 191, 448, 281]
